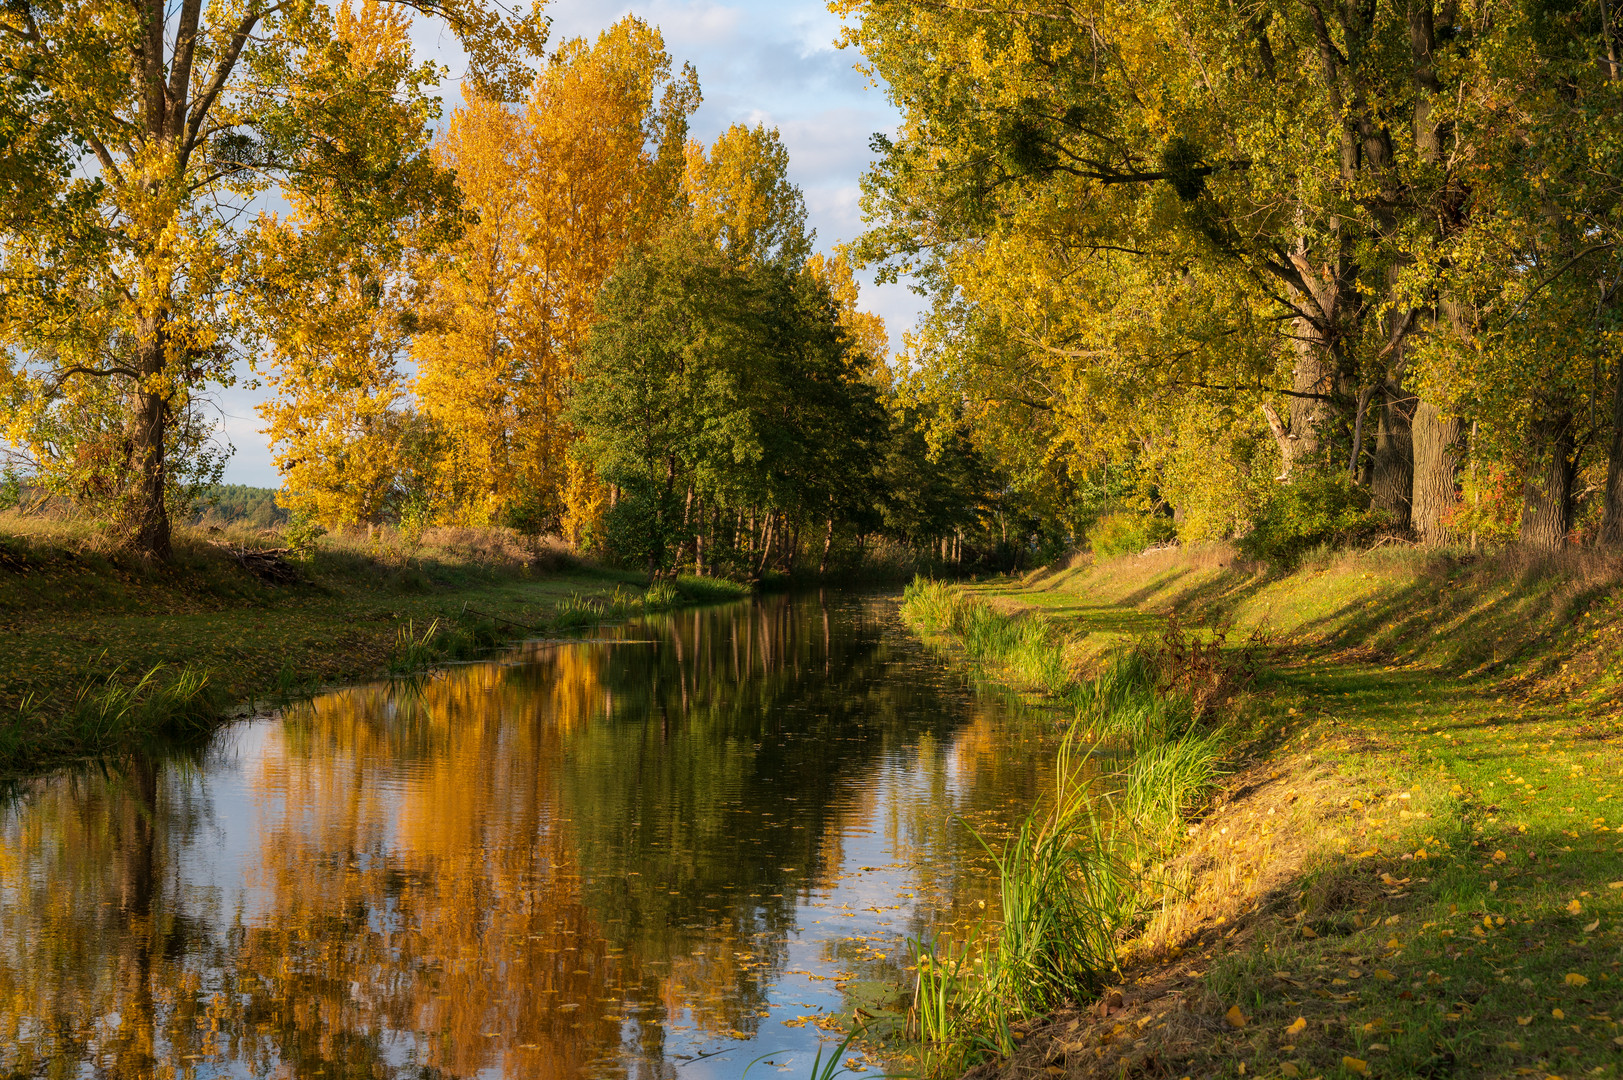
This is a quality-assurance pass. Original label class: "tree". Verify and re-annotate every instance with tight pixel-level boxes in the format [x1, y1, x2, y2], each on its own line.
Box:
[412, 17, 698, 531]
[0, 0, 544, 557]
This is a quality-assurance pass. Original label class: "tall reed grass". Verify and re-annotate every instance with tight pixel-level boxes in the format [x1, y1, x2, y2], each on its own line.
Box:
[0, 661, 223, 770]
[899, 578, 1241, 1074]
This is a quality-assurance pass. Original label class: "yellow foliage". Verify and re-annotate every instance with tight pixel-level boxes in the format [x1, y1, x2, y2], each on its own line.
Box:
[413, 17, 696, 530]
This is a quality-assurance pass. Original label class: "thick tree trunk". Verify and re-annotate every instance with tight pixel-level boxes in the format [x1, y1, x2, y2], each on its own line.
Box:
[127, 318, 172, 560]
[1412, 401, 1462, 545]
[1369, 382, 1415, 530]
[1519, 414, 1577, 550]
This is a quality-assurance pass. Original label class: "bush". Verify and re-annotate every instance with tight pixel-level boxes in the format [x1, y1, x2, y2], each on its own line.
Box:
[1086, 512, 1175, 558]
[1238, 472, 1387, 568]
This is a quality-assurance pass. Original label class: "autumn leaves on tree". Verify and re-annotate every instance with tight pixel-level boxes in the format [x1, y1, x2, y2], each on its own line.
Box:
[837, 0, 1623, 556]
[0, 2, 899, 570]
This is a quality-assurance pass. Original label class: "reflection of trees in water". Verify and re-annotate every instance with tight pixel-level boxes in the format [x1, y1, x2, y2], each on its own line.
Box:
[0, 592, 1059, 1080]
[0, 751, 226, 1076]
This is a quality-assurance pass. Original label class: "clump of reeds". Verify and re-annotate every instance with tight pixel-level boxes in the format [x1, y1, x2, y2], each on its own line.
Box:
[900, 584, 1248, 1075]
[0, 661, 223, 770]
[900, 577, 1070, 694]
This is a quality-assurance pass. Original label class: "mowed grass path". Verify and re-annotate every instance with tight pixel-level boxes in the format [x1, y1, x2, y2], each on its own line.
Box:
[953, 553, 1623, 1079]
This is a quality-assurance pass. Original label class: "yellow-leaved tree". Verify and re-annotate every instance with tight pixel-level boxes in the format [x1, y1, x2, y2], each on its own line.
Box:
[413, 16, 699, 533]
[683, 123, 810, 268]
[255, 1, 453, 530]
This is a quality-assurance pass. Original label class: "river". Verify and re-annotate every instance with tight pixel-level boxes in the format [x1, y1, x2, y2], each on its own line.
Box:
[0, 591, 1060, 1079]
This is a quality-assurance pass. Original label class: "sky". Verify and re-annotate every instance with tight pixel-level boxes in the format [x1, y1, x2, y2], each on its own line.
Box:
[213, 0, 923, 487]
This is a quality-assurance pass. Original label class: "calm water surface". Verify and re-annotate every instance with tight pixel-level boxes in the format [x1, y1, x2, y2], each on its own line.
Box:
[0, 591, 1061, 1079]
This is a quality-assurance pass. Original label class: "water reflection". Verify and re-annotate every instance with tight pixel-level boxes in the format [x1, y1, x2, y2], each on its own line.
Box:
[0, 592, 1059, 1078]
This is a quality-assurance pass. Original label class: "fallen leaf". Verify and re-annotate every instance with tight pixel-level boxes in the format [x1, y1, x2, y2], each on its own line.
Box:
[1552, 1008, 1565, 1020]
[1302, 926, 1318, 939]
[1517, 1016, 1533, 1026]
[1583, 919, 1600, 933]
[1286, 1016, 1307, 1036]
[1225, 1005, 1248, 1029]
[1045, 1068, 1065, 1077]
[1280, 1065, 1300, 1079]
[1343, 1056, 1368, 1075]
[1567, 899, 1583, 915]
[1373, 969, 1396, 981]
[1564, 973, 1589, 986]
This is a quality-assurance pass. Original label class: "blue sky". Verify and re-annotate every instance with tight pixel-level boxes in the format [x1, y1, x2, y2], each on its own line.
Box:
[215, 0, 921, 487]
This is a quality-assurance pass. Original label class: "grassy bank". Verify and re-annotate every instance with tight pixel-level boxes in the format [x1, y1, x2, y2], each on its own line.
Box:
[0, 515, 749, 774]
[901, 547, 1623, 1080]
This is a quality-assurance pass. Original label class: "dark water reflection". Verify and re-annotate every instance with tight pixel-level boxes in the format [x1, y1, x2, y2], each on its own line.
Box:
[0, 592, 1060, 1079]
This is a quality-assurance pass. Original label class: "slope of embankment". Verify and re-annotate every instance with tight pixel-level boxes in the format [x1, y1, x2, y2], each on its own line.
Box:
[919, 544, 1623, 1080]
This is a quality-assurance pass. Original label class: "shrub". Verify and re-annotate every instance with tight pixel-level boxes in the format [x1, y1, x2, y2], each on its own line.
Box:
[1238, 472, 1387, 568]
[1086, 512, 1175, 558]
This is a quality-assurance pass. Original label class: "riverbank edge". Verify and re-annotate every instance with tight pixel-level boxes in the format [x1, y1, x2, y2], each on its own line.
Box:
[901, 544, 1623, 1080]
[0, 523, 752, 776]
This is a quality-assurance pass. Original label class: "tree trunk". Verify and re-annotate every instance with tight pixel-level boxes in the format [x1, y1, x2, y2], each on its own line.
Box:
[1412, 401, 1462, 545]
[1369, 382, 1415, 530]
[818, 516, 834, 575]
[1519, 413, 1577, 550]
[1600, 355, 1623, 543]
[127, 317, 172, 559]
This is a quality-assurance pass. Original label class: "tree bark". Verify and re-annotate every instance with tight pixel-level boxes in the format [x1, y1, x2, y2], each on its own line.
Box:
[1603, 371, 1623, 541]
[126, 316, 172, 560]
[1519, 413, 1577, 550]
[1412, 401, 1462, 545]
[818, 516, 834, 575]
[1369, 381, 1415, 530]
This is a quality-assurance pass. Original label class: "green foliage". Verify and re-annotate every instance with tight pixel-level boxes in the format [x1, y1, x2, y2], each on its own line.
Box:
[1086, 512, 1175, 558]
[570, 227, 887, 574]
[1237, 474, 1388, 568]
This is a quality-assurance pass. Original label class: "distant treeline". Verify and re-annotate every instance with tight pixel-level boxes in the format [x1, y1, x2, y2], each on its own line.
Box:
[194, 486, 288, 529]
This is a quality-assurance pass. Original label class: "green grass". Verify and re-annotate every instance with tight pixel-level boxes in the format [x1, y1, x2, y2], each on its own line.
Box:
[0, 516, 753, 774]
[906, 546, 1623, 1080]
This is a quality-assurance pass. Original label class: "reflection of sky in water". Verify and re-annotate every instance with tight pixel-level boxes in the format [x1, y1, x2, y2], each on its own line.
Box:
[0, 593, 1058, 1079]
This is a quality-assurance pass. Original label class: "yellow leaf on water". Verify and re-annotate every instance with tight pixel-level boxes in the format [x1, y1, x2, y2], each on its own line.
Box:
[1225, 1005, 1248, 1029]
[1343, 1056, 1368, 1075]
[1286, 1016, 1307, 1036]
[1564, 972, 1589, 986]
